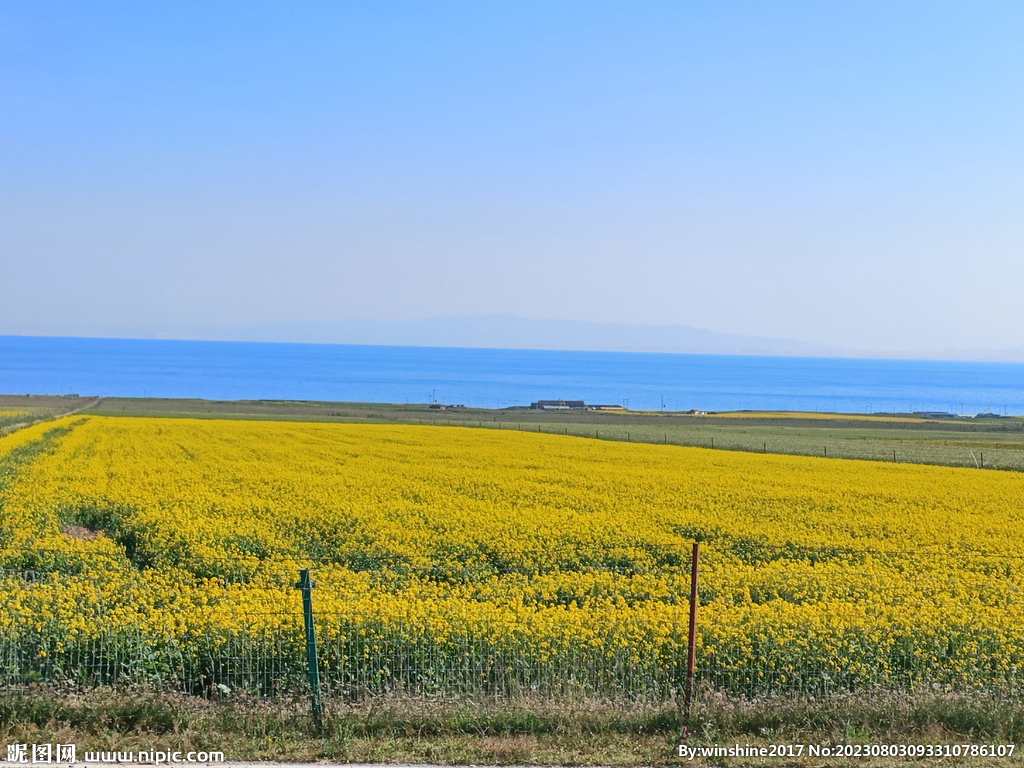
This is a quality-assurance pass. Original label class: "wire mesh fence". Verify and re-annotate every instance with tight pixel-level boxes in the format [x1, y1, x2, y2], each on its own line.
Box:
[3, 546, 1024, 708]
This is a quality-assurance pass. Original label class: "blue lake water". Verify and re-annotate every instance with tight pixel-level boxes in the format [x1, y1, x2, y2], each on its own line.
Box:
[1, 335, 1022, 415]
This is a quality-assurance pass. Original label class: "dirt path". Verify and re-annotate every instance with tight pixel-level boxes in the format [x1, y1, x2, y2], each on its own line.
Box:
[0, 397, 102, 436]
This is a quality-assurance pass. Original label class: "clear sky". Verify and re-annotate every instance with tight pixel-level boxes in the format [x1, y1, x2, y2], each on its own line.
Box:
[2, 2, 1022, 356]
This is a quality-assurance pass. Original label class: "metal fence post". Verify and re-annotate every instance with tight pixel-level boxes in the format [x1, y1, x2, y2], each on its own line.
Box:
[296, 568, 324, 731]
[684, 542, 700, 719]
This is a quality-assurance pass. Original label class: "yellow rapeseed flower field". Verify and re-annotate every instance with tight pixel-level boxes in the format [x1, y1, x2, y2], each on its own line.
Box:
[1, 415, 1022, 697]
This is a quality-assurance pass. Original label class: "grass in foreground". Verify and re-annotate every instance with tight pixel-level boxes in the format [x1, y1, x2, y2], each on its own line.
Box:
[3, 688, 1024, 766]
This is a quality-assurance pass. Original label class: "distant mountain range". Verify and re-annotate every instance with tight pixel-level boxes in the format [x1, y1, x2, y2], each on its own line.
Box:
[7, 315, 1024, 361]
[10, 315, 1024, 361]
[199, 315, 856, 357]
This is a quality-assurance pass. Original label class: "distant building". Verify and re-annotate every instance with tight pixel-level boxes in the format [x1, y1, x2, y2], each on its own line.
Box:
[428, 403, 447, 410]
[686, 409, 707, 416]
[531, 400, 587, 410]
[529, 400, 630, 410]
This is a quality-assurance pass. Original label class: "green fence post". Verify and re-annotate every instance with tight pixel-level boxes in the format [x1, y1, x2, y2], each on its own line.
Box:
[296, 568, 324, 731]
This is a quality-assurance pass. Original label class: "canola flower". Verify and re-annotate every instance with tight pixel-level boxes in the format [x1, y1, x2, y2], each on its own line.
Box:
[1, 415, 1023, 698]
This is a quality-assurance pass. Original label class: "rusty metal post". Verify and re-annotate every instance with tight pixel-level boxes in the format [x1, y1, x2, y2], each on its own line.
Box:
[684, 542, 700, 719]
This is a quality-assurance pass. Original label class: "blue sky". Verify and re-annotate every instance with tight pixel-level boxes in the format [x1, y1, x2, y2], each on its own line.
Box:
[2, 2, 1022, 356]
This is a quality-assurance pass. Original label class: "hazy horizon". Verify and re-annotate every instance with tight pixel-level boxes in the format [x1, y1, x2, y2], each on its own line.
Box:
[4, 313, 1024, 364]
